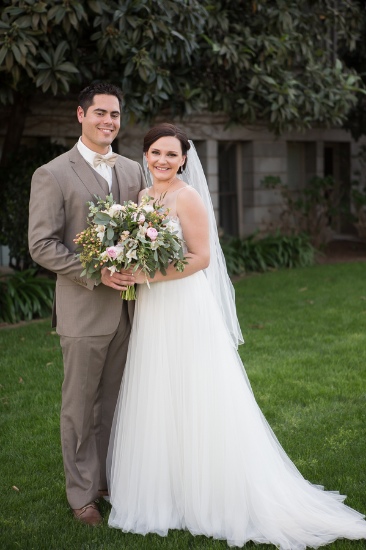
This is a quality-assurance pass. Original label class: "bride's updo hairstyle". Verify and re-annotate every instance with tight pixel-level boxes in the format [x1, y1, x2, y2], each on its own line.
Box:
[143, 123, 191, 174]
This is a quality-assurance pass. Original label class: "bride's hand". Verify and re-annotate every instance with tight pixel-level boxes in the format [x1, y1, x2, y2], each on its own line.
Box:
[133, 269, 148, 285]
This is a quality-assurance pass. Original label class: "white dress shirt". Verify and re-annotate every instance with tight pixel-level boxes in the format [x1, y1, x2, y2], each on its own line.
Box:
[77, 138, 113, 191]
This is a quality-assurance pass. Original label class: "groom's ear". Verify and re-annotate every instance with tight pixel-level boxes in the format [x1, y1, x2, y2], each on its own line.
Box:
[77, 106, 84, 123]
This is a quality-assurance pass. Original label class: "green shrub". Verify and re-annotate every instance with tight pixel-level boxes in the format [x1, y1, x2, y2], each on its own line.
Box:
[0, 141, 68, 270]
[221, 232, 315, 277]
[0, 269, 55, 324]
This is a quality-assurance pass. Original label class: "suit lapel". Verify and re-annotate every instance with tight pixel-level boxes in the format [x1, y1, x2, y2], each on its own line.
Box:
[114, 157, 134, 204]
[68, 145, 106, 198]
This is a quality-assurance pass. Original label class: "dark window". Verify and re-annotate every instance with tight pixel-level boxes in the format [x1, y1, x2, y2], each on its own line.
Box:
[218, 142, 238, 236]
[324, 142, 351, 233]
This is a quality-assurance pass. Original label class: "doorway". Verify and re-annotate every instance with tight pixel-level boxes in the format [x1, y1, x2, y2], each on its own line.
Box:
[323, 142, 352, 234]
[218, 142, 239, 236]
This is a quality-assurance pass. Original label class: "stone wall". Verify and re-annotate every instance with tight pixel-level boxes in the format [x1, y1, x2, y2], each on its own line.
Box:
[1, 93, 365, 255]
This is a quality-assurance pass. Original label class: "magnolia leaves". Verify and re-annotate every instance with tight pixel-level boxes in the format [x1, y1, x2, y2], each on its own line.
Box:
[0, 0, 365, 132]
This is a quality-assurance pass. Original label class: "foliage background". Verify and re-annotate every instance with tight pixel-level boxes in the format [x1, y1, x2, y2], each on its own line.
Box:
[0, 141, 68, 269]
[0, 0, 365, 171]
[0, 0, 365, 269]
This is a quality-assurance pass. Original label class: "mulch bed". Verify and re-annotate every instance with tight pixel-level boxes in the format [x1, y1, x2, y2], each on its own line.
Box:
[315, 239, 366, 264]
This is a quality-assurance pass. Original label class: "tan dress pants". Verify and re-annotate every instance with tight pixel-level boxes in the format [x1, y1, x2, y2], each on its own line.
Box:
[59, 304, 130, 509]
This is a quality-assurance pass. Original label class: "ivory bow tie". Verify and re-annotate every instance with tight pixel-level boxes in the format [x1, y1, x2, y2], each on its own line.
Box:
[93, 153, 118, 168]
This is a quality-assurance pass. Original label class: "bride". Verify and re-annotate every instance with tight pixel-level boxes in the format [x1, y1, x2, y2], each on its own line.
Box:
[107, 123, 366, 549]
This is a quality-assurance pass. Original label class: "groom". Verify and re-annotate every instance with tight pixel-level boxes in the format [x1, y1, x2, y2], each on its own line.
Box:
[28, 83, 145, 525]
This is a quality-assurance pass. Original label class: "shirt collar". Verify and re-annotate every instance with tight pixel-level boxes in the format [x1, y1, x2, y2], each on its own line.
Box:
[77, 137, 113, 165]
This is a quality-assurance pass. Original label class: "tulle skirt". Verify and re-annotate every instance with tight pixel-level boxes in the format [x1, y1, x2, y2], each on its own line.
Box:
[107, 271, 366, 549]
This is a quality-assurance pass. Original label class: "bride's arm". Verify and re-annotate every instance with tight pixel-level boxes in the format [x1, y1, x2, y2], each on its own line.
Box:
[135, 187, 210, 284]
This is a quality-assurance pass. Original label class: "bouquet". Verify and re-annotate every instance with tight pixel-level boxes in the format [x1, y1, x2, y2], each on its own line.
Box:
[74, 193, 187, 299]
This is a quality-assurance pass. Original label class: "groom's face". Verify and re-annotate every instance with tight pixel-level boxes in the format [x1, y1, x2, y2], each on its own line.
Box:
[77, 94, 121, 154]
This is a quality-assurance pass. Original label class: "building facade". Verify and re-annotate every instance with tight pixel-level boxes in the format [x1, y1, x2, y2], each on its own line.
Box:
[0, 95, 364, 266]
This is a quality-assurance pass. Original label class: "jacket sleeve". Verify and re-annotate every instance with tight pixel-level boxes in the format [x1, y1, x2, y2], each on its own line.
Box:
[28, 165, 94, 290]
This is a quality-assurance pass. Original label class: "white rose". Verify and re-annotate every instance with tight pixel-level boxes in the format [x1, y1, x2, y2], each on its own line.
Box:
[138, 226, 147, 237]
[142, 204, 154, 213]
[150, 240, 160, 250]
[126, 248, 138, 260]
[96, 225, 106, 242]
[108, 204, 124, 217]
[115, 245, 125, 260]
[163, 219, 177, 232]
[119, 230, 130, 242]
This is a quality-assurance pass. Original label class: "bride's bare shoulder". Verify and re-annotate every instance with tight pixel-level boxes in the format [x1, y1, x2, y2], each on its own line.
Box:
[176, 185, 207, 216]
[176, 187, 201, 200]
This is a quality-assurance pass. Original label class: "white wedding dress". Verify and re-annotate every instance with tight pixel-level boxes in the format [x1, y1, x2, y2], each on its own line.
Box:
[108, 218, 366, 549]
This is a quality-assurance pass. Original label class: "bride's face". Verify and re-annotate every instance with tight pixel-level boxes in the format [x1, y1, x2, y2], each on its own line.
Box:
[145, 136, 186, 183]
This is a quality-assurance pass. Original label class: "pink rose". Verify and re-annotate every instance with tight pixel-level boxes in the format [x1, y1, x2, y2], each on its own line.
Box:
[146, 227, 158, 241]
[106, 246, 118, 259]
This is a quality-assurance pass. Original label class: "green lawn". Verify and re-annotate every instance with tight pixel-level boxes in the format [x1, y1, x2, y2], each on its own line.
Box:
[1, 262, 365, 550]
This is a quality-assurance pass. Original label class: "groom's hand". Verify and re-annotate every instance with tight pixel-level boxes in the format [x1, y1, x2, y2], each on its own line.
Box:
[100, 267, 135, 291]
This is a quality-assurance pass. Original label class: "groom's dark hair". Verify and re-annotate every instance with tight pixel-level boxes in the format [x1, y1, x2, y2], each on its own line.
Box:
[143, 123, 191, 174]
[78, 83, 123, 114]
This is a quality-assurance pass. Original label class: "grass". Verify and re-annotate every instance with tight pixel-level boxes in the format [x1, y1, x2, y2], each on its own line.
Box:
[1, 262, 366, 550]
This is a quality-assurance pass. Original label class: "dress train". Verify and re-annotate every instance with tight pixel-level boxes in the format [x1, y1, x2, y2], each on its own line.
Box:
[107, 222, 366, 549]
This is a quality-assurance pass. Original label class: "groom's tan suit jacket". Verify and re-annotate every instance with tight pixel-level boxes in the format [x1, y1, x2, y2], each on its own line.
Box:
[29, 145, 145, 335]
